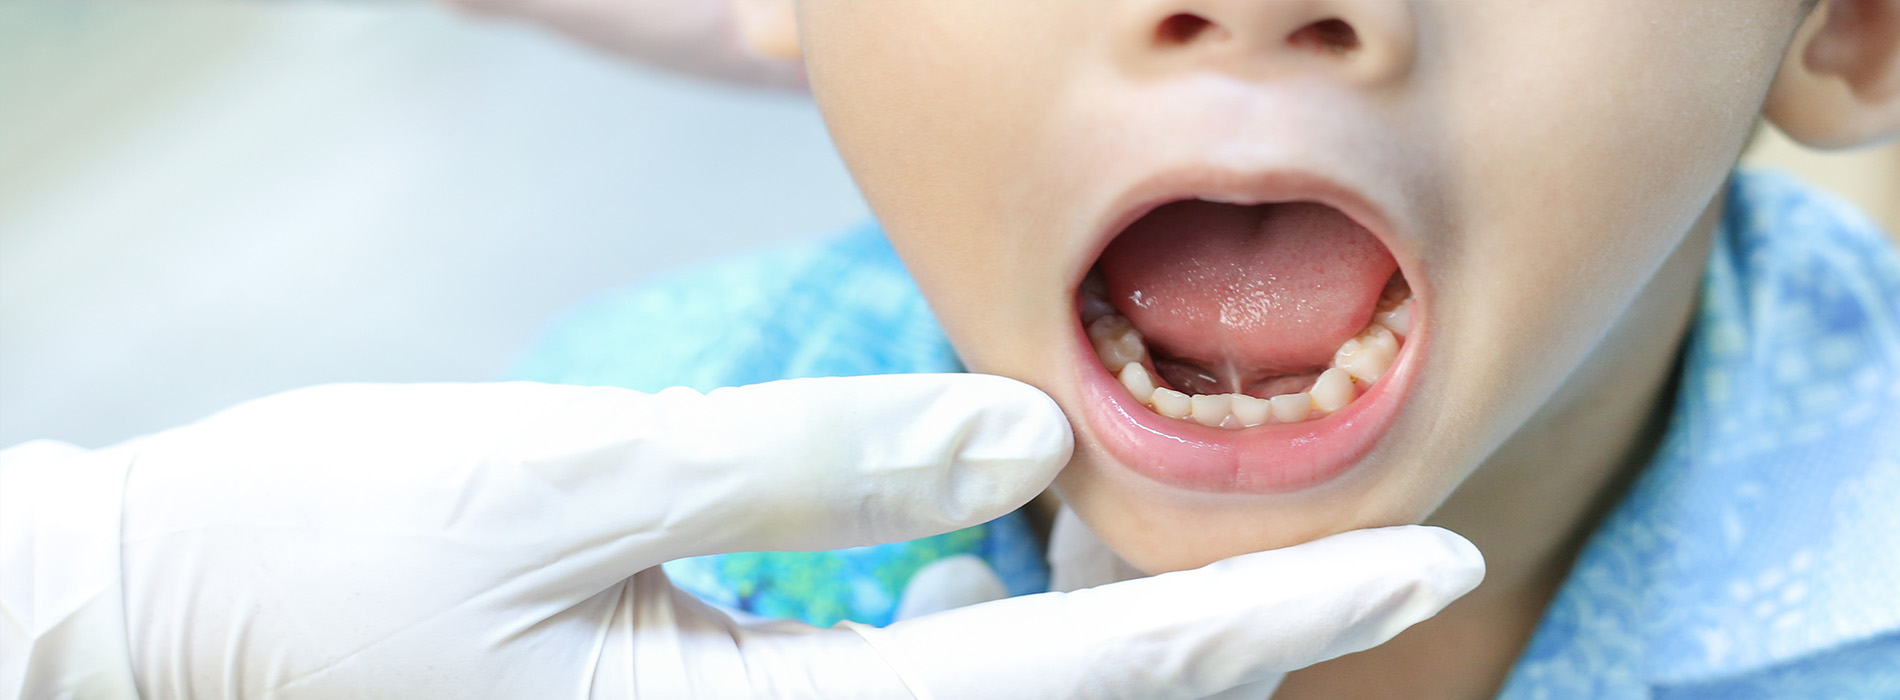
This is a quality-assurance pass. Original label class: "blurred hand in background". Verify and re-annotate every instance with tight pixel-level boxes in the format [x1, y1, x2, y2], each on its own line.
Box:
[444, 0, 805, 90]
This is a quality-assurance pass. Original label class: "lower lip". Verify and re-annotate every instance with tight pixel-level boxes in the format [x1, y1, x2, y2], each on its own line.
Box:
[1072, 321, 1421, 494]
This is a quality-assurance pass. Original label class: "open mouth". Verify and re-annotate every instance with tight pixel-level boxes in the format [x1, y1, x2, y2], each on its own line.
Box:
[1071, 178, 1422, 494]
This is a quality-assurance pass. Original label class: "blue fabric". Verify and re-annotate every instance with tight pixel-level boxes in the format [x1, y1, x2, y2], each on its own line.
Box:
[511, 170, 1900, 694]
[1496, 171, 1900, 699]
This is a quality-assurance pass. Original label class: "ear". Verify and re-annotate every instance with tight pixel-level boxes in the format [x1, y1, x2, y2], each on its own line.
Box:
[1764, 0, 1900, 149]
[733, 0, 802, 61]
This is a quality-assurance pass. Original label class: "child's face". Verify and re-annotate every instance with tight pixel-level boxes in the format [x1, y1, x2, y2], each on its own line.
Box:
[795, 1, 1811, 572]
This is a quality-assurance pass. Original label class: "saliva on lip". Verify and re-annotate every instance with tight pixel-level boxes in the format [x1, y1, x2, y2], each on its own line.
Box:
[1086, 277, 1413, 429]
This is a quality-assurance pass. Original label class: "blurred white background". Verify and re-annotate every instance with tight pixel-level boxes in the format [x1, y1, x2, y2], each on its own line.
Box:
[1, 0, 869, 447]
[4, 1, 1893, 449]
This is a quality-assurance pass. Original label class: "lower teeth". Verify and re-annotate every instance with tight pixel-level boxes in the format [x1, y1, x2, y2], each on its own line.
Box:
[1090, 285, 1413, 429]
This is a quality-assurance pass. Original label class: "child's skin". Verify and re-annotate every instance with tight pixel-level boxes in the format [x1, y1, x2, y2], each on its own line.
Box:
[719, 1, 1900, 696]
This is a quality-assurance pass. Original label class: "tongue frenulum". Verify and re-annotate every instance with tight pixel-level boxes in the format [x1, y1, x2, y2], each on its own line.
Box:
[1097, 200, 1398, 391]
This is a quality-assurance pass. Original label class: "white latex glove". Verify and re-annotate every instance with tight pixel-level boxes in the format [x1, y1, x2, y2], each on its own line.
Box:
[2, 375, 1483, 700]
[1044, 506, 1276, 699]
[442, 0, 806, 90]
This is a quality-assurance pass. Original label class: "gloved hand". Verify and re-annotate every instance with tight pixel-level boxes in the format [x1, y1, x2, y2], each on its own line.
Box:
[2, 374, 1482, 700]
[1043, 505, 1275, 699]
[442, 0, 805, 90]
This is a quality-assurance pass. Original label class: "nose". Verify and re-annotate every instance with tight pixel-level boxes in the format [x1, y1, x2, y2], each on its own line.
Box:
[1119, 0, 1417, 87]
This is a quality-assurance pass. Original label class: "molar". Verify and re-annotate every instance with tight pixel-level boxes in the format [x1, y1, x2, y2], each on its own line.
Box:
[1088, 314, 1134, 344]
[1095, 329, 1146, 369]
[1362, 325, 1399, 354]
[1374, 298, 1412, 337]
[1334, 325, 1398, 384]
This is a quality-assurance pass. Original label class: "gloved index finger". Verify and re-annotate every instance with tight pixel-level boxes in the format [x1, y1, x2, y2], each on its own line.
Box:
[501, 374, 1073, 566]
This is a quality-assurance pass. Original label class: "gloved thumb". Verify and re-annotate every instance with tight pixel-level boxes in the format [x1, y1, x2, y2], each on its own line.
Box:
[845, 525, 1485, 700]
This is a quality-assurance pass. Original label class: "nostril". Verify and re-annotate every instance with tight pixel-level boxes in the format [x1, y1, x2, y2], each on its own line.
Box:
[1155, 13, 1220, 47]
[1287, 18, 1360, 54]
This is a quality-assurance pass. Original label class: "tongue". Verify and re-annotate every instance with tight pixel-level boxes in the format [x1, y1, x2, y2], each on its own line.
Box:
[1098, 200, 1397, 384]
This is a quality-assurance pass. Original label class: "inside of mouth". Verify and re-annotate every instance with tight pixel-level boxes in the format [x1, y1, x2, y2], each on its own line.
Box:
[1082, 199, 1413, 430]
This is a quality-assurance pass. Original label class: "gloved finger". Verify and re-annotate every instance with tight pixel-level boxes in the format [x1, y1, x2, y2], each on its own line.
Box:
[573, 374, 1073, 561]
[209, 374, 1066, 569]
[589, 567, 919, 700]
[195, 375, 1066, 562]
[114, 376, 1067, 695]
[173, 375, 1065, 565]
[844, 525, 1485, 700]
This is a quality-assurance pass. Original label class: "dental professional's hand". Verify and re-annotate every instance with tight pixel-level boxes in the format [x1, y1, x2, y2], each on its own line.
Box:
[442, 0, 805, 90]
[3, 375, 1482, 700]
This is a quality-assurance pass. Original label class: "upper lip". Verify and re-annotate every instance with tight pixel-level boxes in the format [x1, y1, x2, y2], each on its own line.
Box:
[1071, 166, 1409, 298]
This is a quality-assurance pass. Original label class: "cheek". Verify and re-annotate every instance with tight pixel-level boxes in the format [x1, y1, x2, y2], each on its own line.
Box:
[1426, 3, 1789, 423]
[801, 3, 1094, 373]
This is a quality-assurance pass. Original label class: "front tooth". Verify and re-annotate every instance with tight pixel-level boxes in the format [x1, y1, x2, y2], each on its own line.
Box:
[1095, 328, 1146, 368]
[1269, 392, 1313, 423]
[1229, 393, 1271, 427]
[1375, 299, 1412, 337]
[1152, 387, 1192, 419]
[1310, 368, 1354, 412]
[1088, 315, 1133, 344]
[1118, 363, 1157, 404]
[1190, 393, 1232, 427]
